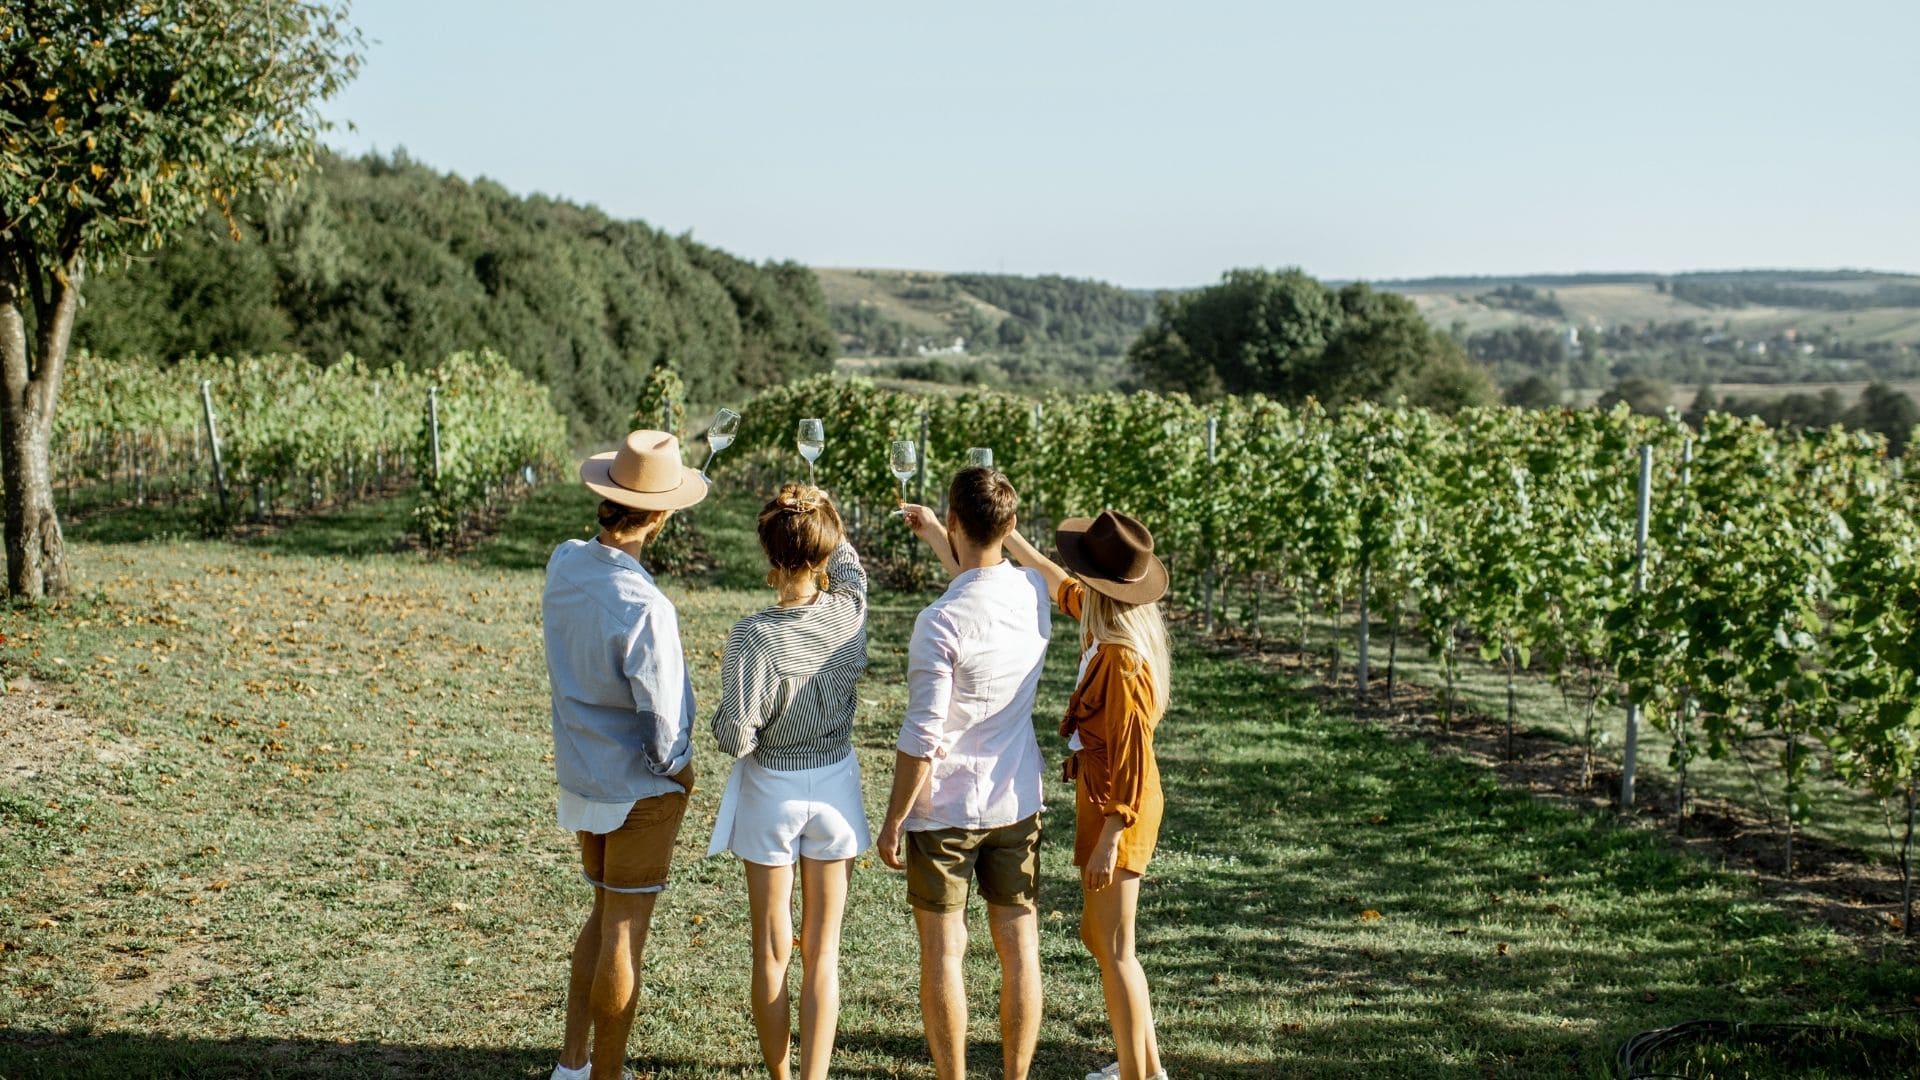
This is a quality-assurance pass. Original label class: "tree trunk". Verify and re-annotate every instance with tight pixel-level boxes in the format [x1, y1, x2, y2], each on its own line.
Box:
[0, 256, 80, 601]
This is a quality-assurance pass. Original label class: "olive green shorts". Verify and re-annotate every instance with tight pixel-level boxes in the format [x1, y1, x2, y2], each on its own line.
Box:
[905, 813, 1042, 913]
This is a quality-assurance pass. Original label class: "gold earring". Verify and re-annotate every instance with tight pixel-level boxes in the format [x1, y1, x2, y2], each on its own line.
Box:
[815, 569, 830, 591]
[765, 568, 779, 589]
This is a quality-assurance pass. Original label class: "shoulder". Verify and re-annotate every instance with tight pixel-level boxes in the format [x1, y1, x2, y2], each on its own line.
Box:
[1092, 642, 1148, 681]
[545, 538, 588, 578]
[911, 601, 959, 645]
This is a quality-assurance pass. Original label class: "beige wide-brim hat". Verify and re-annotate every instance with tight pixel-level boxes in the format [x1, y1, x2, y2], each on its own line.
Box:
[579, 430, 710, 511]
[1055, 509, 1169, 605]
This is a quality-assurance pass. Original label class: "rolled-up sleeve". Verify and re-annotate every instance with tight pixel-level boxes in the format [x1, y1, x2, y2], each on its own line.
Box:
[711, 623, 776, 759]
[899, 610, 956, 759]
[624, 603, 695, 778]
[825, 541, 868, 611]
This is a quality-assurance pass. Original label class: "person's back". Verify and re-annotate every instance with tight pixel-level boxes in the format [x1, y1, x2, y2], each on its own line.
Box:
[899, 559, 1050, 831]
[878, 466, 1050, 1080]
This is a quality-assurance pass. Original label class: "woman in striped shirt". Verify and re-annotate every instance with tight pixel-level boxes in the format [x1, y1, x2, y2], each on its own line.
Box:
[707, 483, 870, 1080]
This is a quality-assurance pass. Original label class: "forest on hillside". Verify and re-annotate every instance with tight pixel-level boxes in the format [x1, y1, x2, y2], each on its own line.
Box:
[73, 152, 837, 436]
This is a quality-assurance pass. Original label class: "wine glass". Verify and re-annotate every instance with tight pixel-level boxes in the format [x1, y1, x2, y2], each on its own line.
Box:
[701, 408, 740, 479]
[796, 418, 825, 481]
[888, 439, 918, 516]
[966, 447, 993, 468]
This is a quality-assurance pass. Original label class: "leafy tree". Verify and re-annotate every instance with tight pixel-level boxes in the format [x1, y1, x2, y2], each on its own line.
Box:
[76, 152, 836, 436]
[0, 0, 361, 598]
[1596, 376, 1672, 417]
[1845, 381, 1920, 455]
[1128, 268, 1484, 410]
[1503, 374, 1564, 410]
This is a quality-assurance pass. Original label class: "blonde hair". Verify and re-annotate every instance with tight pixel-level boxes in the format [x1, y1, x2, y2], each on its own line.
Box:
[1082, 589, 1172, 721]
[757, 483, 843, 577]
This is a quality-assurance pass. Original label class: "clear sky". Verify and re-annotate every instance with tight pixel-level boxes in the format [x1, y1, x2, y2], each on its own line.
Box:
[323, 0, 1920, 288]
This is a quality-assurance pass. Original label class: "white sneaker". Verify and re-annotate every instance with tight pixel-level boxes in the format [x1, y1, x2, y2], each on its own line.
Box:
[1088, 1067, 1170, 1080]
[551, 1064, 634, 1080]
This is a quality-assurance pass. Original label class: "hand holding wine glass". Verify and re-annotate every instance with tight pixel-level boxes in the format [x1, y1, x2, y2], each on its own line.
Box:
[797, 418, 825, 481]
[888, 439, 918, 516]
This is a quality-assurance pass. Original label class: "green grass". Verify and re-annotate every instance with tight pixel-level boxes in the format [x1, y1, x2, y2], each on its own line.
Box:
[3, 482, 1918, 1078]
[1203, 591, 1905, 867]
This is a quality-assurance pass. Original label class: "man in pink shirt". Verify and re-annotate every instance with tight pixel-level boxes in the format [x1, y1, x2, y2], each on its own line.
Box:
[879, 467, 1052, 1080]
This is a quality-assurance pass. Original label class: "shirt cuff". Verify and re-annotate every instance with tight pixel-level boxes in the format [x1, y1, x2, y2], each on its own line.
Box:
[1099, 801, 1139, 828]
[896, 729, 944, 759]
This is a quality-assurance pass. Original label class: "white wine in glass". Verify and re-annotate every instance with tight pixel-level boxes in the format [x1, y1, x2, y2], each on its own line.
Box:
[966, 447, 993, 468]
[797, 418, 825, 481]
[888, 439, 918, 516]
[702, 408, 741, 478]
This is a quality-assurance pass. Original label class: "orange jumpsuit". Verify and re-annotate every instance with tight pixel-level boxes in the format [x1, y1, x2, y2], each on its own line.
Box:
[1058, 579, 1164, 876]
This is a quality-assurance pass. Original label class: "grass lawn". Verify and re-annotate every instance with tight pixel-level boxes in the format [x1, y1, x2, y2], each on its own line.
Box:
[3, 481, 1919, 1079]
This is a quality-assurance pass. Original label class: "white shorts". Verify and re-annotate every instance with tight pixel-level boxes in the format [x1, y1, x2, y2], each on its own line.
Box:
[707, 752, 871, 866]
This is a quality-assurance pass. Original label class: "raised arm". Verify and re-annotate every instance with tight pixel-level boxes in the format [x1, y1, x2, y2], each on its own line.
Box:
[823, 540, 868, 610]
[899, 504, 961, 578]
[1004, 528, 1070, 604]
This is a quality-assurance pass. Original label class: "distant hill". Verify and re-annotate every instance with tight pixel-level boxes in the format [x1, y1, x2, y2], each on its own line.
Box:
[1378, 270, 1920, 391]
[819, 266, 1920, 395]
[76, 152, 837, 437]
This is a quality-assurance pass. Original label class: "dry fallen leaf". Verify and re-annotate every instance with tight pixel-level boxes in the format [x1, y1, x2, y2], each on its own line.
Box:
[1495, 942, 1510, 956]
[1360, 909, 1383, 922]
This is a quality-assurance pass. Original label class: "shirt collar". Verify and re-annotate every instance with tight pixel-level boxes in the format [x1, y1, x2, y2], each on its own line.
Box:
[586, 538, 655, 583]
[947, 559, 1014, 591]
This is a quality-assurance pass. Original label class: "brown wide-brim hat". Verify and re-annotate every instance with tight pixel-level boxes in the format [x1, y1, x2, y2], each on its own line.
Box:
[579, 430, 710, 511]
[1055, 509, 1168, 605]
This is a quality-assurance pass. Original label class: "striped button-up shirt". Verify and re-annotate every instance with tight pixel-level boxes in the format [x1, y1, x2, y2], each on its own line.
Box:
[711, 542, 869, 771]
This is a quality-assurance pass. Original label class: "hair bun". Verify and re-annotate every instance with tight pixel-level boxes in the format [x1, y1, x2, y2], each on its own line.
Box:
[778, 485, 822, 515]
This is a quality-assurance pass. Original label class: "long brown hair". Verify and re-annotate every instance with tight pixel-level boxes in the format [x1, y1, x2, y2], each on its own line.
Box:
[757, 483, 843, 577]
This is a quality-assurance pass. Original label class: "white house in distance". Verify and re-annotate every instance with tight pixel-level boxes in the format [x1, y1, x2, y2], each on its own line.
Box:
[917, 337, 967, 356]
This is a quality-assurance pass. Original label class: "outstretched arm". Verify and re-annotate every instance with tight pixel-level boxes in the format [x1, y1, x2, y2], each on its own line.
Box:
[1004, 529, 1070, 604]
[899, 504, 961, 578]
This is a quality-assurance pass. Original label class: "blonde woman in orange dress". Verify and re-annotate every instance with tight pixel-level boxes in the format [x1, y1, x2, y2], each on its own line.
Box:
[1006, 510, 1171, 1080]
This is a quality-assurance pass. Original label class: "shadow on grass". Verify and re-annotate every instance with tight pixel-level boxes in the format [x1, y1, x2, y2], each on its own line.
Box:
[0, 1029, 561, 1080]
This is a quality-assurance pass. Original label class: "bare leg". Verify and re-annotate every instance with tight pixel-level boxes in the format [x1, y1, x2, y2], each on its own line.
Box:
[590, 889, 660, 1080]
[797, 858, 852, 1080]
[987, 902, 1041, 1080]
[560, 889, 607, 1070]
[746, 861, 797, 1080]
[913, 907, 970, 1080]
[1080, 871, 1160, 1080]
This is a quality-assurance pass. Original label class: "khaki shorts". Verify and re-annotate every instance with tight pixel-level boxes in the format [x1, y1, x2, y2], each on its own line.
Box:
[906, 813, 1042, 913]
[579, 791, 689, 894]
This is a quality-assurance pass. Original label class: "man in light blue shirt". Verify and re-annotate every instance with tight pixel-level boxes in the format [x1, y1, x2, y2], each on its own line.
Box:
[541, 430, 707, 1080]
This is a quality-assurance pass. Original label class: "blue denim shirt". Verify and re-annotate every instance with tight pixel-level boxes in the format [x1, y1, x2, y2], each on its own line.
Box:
[542, 539, 695, 804]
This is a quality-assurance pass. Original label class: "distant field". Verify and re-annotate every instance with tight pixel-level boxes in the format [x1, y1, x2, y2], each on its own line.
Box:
[1392, 278, 1920, 347]
[814, 267, 1015, 337]
[1567, 379, 1920, 409]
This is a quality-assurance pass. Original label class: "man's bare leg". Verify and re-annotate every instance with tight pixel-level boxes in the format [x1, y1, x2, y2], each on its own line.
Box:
[589, 890, 659, 1080]
[559, 889, 607, 1070]
[914, 907, 970, 1080]
[988, 901, 1041, 1080]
